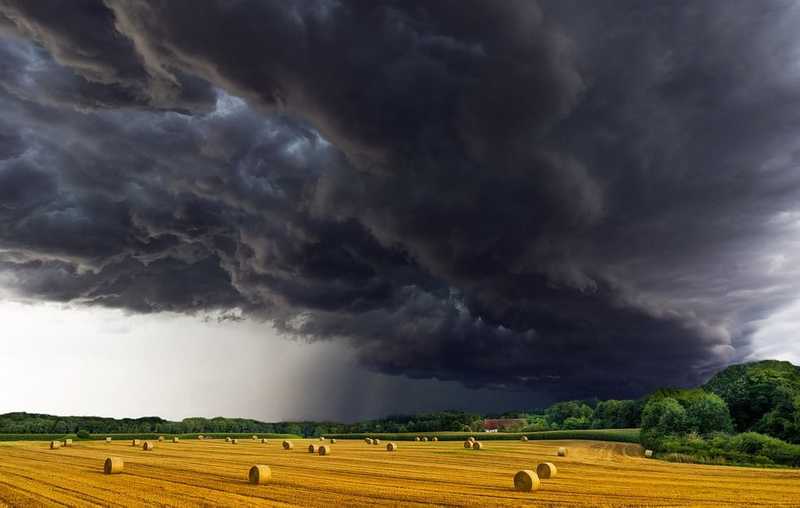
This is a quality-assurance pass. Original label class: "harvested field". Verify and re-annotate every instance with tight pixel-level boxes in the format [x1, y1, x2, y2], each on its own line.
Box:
[1, 438, 799, 506]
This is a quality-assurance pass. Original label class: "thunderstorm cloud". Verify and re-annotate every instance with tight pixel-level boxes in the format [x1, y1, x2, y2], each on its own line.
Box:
[2, 0, 800, 403]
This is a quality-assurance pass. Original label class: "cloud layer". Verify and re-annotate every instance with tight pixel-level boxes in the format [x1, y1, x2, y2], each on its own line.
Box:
[3, 0, 800, 402]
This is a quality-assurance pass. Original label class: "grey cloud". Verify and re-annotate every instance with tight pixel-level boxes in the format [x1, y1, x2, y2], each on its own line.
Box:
[1, 0, 800, 406]
[0, 0, 215, 111]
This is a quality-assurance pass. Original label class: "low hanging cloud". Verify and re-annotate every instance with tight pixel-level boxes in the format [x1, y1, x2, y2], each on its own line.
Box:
[2, 0, 800, 400]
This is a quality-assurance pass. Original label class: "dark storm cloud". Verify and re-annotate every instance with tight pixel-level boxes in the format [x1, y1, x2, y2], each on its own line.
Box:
[0, 1, 215, 111]
[2, 0, 800, 401]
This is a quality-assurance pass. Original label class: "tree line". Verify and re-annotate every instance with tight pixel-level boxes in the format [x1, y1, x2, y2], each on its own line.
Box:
[0, 403, 644, 437]
[0, 411, 485, 437]
[4, 359, 798, 467]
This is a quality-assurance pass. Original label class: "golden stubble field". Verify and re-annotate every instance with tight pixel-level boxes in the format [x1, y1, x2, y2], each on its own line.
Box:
[1, 438, 799, 507]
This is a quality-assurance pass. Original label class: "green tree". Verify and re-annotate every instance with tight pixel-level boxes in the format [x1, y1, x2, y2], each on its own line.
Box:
[641, 397, 688, 449]
[705, 360, 800, 432]
[753, 388, 800, 443]
[685, 393, 734, 435]
[545, 401, 593, 427]
[562, 416, 591, 429]
[592, 399, 640, 428]
[522, 415, 550, 432]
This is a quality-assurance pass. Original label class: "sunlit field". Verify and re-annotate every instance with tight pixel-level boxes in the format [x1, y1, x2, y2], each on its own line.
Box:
[1, 437, 799, 507]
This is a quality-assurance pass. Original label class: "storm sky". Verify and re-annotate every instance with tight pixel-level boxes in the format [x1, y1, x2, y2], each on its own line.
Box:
[2, 0, 800, 421]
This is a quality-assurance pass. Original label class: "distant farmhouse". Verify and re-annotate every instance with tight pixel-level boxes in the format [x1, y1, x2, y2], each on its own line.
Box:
[482, 418, 527, 432]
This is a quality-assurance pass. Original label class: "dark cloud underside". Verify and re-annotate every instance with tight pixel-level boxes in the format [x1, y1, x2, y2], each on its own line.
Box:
[2, 0, 800, 402]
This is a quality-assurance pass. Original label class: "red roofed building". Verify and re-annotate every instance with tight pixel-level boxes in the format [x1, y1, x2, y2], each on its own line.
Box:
[482, 418, 527, 431]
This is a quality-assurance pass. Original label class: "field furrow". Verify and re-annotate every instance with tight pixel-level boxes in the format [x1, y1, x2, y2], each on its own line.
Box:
[1, 438, 798, 507]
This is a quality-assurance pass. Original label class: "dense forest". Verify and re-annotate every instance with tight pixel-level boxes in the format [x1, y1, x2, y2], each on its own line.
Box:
[640, 360, 800, 466]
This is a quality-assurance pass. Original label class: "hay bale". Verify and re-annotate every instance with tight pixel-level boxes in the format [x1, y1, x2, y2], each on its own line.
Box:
[50, 441, 61, 449]
[132, 439, 141, 446]
[282, 440, 294, 450]
[105, 437, 112, 443]
[104, 457, 123, 474]
[422, 436, 429, 442]
[198, 435, 204, 440]
[172, 437, 180, 443]
[252, 435, 258, 440]
[63, 439, 72, 447]
[143, 441, 154, 451]
[521, 436, 528, 441]
[308, 444, 319, 453]
[557, 447, 567, 457]
[415, 436, 421, 441]
[386, 442, 397, 452]
[373, 438, 381, 445]
[330, 439, 337, 444]
[319, 437, 325, 441]
[513, 470, 540, 492]
[645, 449, 653, 458]
[463, 440, 472, 449]
[536, 462, 557, 479]
[232, 438, 239, 444]
[319, 445, 331, 456]
[472, 441, 483, 450]
[432, 437, 438, 442]
[225, 437, 232, 443]
[468, 436, 475, 442]
[261, 438, 268, 444]
[248, 465, 271, 485]
[365, 437, 373, 445]
[158, 436, 164, 442]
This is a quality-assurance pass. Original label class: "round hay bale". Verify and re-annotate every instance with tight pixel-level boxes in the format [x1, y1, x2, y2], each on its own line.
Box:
[330, 439, 337, 444]
[172, 437, 180, 443]
[232, 438, 239, 444]
[282, 440, 294, 450]
[252, 435, 258, 440]
[422, 436, 429, 442]
[308, 444, 319, 453]
[50, 441, 61, 449]
[386, 442, 397, 452]
[198, 435, 204, 440]
[557, 447, 567, 457]
[373, 438, 381, 445]
[645, 449, 654, 458]
[104, 457, 123, 475]
[248, 464, 271, 485]
[463, 440, 472, 449]
[105, 437, 112, 443]
[415, 436, 421, 441]
[521, 436, 528, 441]
[536, 462, 557, 479]
[472, 441, 483, 450]
[225, 437, 232, 443]
[468, 436, 475, 443]
[513, 470, 540, 492]
[142, 441, 154, 451]
[365, 437, 373, 445]
[319, 445, 331, 456]
[261, 438, 268, 444]
[432, 437, 438, 442]
[319, 437, 325, 441]
[158, 436, 164, 442]
[132, 439, 141, 446]
[63, 439, 72, 447]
